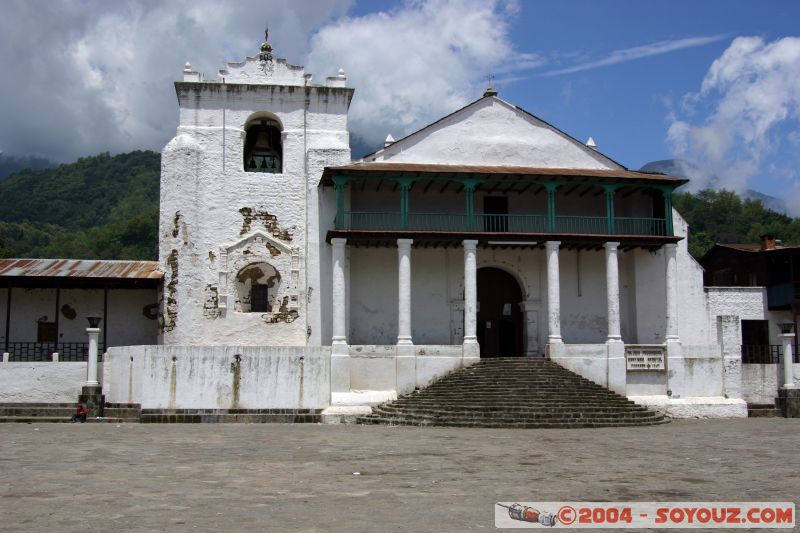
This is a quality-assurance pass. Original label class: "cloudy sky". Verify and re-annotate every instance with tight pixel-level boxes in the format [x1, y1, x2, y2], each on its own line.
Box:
[1, 0, 799, 205]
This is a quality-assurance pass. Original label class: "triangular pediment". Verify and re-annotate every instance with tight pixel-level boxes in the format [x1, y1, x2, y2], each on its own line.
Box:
[366, 97, 623, 170]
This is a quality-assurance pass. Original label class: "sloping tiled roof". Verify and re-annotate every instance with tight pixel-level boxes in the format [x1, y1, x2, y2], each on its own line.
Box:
[320, 162, 688, 186]
[0, 259, 163, 279]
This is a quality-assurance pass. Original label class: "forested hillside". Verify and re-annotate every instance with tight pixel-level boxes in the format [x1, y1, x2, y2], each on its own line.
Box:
[672, 189, 800, 258]
[0, 151, 159, 260]
[0, 150, 796, 261]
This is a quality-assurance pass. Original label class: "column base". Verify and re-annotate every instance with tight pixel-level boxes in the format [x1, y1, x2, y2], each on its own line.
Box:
[777, 388, 800, 418]
[546, 340, 565, 360]
[396, 344, 416, 395]
[331, 352, 350, 395]
[331, 340, 349, 356]
[462, 340, 480, 363]
[606, 340, 626, 396]
[79, 385, 104, 418]
[396, 337, 414, 346]
[665, 339, 685, 399]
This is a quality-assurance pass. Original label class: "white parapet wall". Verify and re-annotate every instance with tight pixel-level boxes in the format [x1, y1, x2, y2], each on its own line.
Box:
[105, 345, 330, 410]
[0, 361, 96, 403]
[742, 363, 800, 405]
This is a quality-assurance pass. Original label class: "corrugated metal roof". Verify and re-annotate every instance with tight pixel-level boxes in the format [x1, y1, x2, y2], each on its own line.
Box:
[320, 162, 689, 186]
[0, 259, 163, 279]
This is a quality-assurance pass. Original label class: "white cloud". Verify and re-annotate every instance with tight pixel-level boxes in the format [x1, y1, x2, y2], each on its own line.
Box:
[305, 0, 532, 147]
[544, 35, 729, 76]
[0, 0, 353, 162]
[667, 36, 800, 206]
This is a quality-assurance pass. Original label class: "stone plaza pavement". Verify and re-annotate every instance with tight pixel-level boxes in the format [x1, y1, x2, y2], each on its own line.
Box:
[0, 419, 798, 532]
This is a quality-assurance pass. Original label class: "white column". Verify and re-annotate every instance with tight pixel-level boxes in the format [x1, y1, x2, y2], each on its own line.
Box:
[331, 238, 348, 349]
[85, 328, 100, 386]
[463, 240, 478, 348]
[664, 243, 679, 341]
[545, 241, 562, 344]
[781, 331, 796, 389]
[397, 239, 413, 345]
[605, 242, 621, 342]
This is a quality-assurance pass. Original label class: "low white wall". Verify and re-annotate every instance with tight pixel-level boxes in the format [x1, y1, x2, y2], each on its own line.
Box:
[626, 370, 666, 396]
[742, 363, 800, 404]
[682, 345, 724, 397]
[549, 344, 608, 387]
[348, 345, 465, 390]
[0, 362, 94, 403]
[105, 346, 330, 410]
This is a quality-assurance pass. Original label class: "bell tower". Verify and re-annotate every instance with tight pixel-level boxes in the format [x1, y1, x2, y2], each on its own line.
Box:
[159, 33, 354, 346]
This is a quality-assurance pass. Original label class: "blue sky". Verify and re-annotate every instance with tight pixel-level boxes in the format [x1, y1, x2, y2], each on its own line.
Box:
[1, 0, 799, 206]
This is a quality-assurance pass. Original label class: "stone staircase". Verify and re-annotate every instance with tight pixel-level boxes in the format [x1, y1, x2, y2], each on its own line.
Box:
[358, 357, 669, 428]
[0, 402, 141, 423]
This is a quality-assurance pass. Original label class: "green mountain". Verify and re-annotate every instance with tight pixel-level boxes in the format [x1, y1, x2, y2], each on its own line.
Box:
[0, 151, 160, 260]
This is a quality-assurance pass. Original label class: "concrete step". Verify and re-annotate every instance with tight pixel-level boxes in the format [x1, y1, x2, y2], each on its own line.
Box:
[747, 403, 782, 418]
[139, 408, 322, 424]
[139, 413, 320, 423]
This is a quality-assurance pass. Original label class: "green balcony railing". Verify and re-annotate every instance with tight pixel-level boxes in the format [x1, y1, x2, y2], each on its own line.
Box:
[615, 217, 667, 236]
[341, 211, 668, 236]
[554, 216, 607, 234]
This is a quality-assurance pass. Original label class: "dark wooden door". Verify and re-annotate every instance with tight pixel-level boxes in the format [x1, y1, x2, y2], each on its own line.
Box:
[476, 267, 523, 357]
[483, 196, 508, 232]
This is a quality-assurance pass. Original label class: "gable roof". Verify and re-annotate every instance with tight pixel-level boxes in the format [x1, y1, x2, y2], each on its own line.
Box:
[362, 94, 626, 170]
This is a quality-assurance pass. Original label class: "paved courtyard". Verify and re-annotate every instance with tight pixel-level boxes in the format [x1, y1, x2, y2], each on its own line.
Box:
[0, 419, 797, 532]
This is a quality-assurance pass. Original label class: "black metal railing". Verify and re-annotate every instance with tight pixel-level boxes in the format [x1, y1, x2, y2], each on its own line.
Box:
[4, 342, 105, 362]
[741, 344, 782, 364]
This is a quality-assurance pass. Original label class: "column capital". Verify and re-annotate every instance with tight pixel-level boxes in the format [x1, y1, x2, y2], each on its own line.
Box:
[331, 237, 347, 248]
[397, 238, 413, 249]
[462, 239, 478, 251]
[545, 240, 561, 251]
[604, 241, 620, 251]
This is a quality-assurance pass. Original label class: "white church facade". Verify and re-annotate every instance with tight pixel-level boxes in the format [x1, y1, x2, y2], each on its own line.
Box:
[4, 37, 797, 420]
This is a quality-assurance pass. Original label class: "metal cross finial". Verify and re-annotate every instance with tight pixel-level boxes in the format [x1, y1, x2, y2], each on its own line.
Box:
[264, 27, 269, 42]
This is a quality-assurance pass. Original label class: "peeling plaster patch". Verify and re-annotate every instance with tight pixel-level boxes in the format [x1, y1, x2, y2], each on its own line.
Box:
[208, 250, 216, 261]
[60, 304, 77, 320]
[238, 207, 292, 240]
[163, 249, 179, 332]
[203, 285, 221, 319]
[266, 243, 281, 257]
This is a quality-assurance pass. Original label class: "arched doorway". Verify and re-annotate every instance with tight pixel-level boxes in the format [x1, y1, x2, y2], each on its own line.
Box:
[476, 267, 524, 357]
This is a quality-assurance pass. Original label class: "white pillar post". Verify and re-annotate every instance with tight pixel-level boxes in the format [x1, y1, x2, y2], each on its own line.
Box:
[397, 239, 413, 346]
[664, 243, 679, 341]
[85, 328, 100, 386]
[396, 239, 416, 393]
[331, 238, 348, 350]
[604, 241, 625, 395]
[663, 243, 684, 398]
[604, 242, 621, 342]
[330, 238, 350, 402]
[545, 241, 562, 345]
[781, 331, 796, 389]
[462, 240, 479, 361]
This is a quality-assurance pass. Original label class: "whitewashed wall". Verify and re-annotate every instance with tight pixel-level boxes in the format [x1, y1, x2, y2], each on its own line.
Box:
[105, 345, 330, 409]
[160, 55, 351, 347]
[741, 363, 800, 404]
[0, 362, 96, 403]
